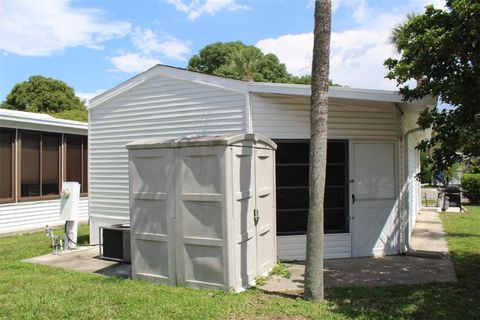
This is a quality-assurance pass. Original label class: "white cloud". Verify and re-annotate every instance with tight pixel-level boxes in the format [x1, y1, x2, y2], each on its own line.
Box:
[332, 0, 369, 22]
[419, 0, 446, 9]
[164, 0, 250, 20]
[256, 13, 404, 90]
[109, 53, 161, 73]
[132, 28, 191, 60]
[256, 33, 313, 76]
[0, 0, 131, 56]
[76, 90, 105, 102]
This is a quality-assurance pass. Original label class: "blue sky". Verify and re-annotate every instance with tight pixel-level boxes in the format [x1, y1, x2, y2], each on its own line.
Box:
[0, 0, 444, 103]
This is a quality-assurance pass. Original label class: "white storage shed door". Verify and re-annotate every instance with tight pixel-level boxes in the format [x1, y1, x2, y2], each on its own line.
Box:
[351, 142, 399, 257]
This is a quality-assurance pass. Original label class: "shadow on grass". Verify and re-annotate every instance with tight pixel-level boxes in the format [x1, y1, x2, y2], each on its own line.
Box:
[326, 251, 480, 320]
[257, 251, 479, 320]
[77, 233, 90, 245]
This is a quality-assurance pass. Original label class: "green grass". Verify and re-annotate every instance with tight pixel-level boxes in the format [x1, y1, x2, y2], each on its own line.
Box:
[1, 208, 479, 319]
[255, 261, 292, 286]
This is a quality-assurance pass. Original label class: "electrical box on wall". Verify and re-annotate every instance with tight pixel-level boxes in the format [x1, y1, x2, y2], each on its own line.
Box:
[60, 182, 80, 221]
[127, 134, 277, 292]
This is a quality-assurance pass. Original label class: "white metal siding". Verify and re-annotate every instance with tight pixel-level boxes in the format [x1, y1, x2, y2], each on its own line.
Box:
[89, 75, 247, 242]
[251, 94, 399, 140]
[407, 135, 421, 240]
[277, 234, 351, 261]
[0, 198, 88, 234]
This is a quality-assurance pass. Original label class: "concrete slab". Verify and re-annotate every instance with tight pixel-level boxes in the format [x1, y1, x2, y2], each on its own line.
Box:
[260, 209, 457, 296]
[410, 211, 450, 253]
[23, 246, 131, 278]
[260, 256, 457, 296]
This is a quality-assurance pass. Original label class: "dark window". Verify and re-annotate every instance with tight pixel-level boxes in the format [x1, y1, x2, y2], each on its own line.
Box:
[21, 132, 41, 197]
[20, 131, 61, 199]
[66, 135, 88, 194]
[42, 134, 60, 195]
[275, 140, 349, 235]
[0, 128, 14, 202]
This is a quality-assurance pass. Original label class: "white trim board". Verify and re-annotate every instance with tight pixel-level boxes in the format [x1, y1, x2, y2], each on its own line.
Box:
[88, 64, 436, 110]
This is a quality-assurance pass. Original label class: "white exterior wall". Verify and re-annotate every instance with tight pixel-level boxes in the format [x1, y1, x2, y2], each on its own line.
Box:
[397, 110, 426, 248]
[251, 94, 399, 139]
[250, 93, 401, 260]
[0, 110, 89, 236]
[407, 135, 421, 240]
[89, 75, 247, 243]
[278, 234, 351, 260]
[0, 198, 88, 234]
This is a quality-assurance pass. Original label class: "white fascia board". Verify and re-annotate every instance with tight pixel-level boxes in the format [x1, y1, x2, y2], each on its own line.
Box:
[248, 82, 436, 106]
[88, 63, 435, 109]
[88, 64, 249, 109]
[0, 110, 88, 132]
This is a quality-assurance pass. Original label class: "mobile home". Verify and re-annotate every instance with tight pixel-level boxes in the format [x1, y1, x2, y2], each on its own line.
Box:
[88, 65, 433, 259]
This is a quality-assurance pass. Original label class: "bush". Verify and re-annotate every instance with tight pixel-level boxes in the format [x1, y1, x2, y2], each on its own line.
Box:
[461, 174, 480, 204]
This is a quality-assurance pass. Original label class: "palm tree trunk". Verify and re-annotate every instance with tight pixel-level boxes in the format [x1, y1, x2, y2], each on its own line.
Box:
[304, 0, 331, 302]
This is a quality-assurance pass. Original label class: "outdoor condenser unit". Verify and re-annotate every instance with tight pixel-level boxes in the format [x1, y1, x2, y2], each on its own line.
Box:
[100, 224, 131, 263]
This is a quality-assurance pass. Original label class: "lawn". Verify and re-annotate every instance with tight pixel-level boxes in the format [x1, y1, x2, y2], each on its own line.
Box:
[0, 207, 479, 320]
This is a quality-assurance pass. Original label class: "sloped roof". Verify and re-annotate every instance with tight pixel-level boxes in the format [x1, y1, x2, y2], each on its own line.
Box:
[88, 64, 436, 109]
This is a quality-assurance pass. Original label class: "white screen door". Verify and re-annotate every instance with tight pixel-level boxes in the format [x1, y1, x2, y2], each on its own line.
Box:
[351, 142, 399, 257]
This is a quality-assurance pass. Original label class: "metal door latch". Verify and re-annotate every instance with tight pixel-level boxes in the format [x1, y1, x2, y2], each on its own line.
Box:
[254, 209, 260, 224]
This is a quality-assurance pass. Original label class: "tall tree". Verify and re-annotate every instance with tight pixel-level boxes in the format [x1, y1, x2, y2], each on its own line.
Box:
[385, 0, 480, 172]
[1, 75, 87, 122]
[188, 41, 290, 83]
[304, 0, 331, 302]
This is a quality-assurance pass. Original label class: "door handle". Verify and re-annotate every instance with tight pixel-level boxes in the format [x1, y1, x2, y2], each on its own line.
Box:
[352, 194, 355, 204]
[254, 209, 260, 225]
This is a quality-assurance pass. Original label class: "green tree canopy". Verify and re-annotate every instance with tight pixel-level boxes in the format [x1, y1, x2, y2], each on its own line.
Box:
[1, 75, 87, 122]
[188, 41, 291, 82]
[385, 0, 480, 172]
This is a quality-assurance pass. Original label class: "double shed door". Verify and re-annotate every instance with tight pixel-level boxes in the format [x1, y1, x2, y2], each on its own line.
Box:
[232, 146, 275, 289]
[129, 145, 275, 290]
[131, 146, 227, 289]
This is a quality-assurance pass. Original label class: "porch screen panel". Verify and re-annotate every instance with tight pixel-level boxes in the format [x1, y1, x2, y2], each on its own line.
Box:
[0, 129, 14, 200]
[275, 140, 349, 235]
[275, 141, 309, 235]
[66, 135, 88, 193]
[42, 134, 60, 195]
[66, 136, 82, 185]
[21, 132, 41, 197]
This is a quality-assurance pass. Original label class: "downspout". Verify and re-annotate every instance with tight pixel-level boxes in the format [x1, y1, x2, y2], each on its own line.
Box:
[245, 92, 253, 134]
[401, 127, 423, 254]
[401, 127, 445, 258]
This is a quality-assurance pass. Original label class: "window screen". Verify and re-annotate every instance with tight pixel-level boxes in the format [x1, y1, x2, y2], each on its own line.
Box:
[66, 135, 88, 193]
[275, 140, 349, 235]
[20, 131, 61, 198]
[42, 134, 60, 195]
[21, 132, 41, 197]
[0, 129, 14, 201]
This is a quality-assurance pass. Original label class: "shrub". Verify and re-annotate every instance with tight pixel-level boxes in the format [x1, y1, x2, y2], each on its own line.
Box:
[461, 174, 480, 204]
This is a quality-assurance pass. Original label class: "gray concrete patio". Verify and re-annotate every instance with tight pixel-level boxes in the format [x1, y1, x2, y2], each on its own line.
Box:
[24, 246, 131, 278]
[259, 210, 457, 295]
[24, 210, 456, 294]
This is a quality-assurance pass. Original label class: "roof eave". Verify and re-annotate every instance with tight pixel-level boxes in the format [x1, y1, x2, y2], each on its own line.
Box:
[88, 64, 249, 109]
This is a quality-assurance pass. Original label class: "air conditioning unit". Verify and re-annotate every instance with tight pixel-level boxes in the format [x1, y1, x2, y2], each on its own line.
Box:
[100, 224, 131, 263]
